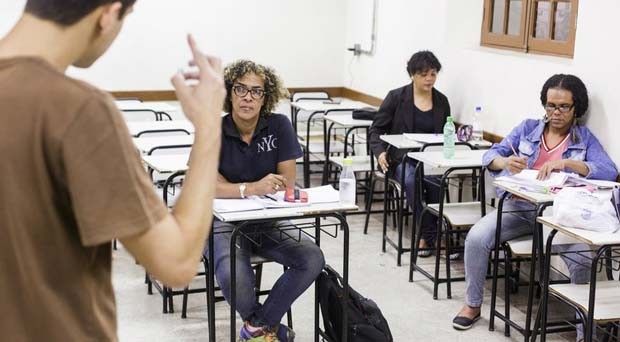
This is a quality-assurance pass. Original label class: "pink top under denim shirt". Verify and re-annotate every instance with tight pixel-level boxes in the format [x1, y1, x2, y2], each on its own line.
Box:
[531, 133, 571, 170]
[483, 119, 618, 196]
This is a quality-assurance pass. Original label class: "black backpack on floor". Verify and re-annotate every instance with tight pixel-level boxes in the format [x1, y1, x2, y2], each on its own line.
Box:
[318, 265, 393, 342]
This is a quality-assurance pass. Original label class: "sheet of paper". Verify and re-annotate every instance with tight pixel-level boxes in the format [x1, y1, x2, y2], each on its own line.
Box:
[213, 199, 264, 213]
[404, 133, 453, 144]
[302, 185, 340, 204]
[496, 169, 568, 188]
[253, 195, 309, 208]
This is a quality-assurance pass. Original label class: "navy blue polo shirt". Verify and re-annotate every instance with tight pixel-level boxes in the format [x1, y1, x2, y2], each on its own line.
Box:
[219, 113, 302, 183]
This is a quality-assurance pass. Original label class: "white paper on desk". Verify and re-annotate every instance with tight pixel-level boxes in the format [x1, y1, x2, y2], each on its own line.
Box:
[404, 133, 452, 144]
[253, 194, 309, 208]
[496, 169, 568, 188]
[302, 185, 340, 203]
[565, 174, 620, 189]
[213, 199, 265, 213]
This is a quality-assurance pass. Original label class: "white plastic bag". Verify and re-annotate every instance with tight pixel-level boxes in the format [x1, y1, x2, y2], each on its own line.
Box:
[553, 187, 620, 233]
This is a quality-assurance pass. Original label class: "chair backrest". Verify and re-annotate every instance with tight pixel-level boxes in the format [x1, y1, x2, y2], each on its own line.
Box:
[420, 141, 474, 152]
[291, 91, 330, 102]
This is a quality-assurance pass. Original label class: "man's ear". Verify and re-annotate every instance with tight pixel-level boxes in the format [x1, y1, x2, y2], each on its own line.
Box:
[98, 2, 123, 33]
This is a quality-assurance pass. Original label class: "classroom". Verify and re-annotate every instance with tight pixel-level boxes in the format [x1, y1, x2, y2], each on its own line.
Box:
[1, 1, 620, 341]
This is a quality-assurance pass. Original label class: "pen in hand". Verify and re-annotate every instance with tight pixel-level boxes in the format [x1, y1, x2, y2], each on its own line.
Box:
[506, 137, 519, 156]
[504, 137, 528, 174]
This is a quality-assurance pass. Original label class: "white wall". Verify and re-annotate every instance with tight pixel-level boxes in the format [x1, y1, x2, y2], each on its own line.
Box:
[344, 0, 620, 162]
[0, 0, 347, 90]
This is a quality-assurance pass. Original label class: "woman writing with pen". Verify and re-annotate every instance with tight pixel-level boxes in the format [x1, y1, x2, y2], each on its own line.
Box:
[452, 74, 618, 340]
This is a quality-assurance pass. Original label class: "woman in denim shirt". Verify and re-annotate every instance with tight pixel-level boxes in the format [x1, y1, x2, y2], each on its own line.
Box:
[452, 74, 618, 337]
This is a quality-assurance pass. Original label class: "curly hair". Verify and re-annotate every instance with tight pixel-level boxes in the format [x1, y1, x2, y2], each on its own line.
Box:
[223, 60, 289, 117]
[406, 50, 442, 76]
[540, 74, 589, 118]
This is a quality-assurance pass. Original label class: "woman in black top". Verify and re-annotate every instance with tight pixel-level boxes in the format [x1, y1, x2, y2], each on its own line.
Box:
[369, 50, 450, 256]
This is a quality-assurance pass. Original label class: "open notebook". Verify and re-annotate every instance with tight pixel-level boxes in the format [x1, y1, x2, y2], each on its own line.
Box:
[213, 185, 340, 213]
[497, 169, 619, 192]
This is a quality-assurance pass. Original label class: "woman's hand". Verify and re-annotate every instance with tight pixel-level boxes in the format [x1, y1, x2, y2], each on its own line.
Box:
[378, 152, 389, 173]
[536, 160, 566, 180]
[503, 156, 528, 174]
[249, 174, 287, 196]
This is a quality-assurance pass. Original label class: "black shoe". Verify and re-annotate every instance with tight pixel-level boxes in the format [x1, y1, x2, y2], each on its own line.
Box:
[452, 312, 481, 330]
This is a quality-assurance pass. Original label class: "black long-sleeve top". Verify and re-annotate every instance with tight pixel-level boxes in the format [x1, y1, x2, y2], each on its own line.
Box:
[369, 83, 451, 162]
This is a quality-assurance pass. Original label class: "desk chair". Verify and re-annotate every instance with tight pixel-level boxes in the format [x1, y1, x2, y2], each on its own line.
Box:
[290, 91, 330, 139]
[409, 142, 491, 299]
[299, 109, 348, 188]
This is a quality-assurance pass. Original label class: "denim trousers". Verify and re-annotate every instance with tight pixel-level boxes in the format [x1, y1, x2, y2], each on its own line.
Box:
[463, 198, 592, 340]
[206, 220, 325, 326]
[394, 162, 442, 243]
[464, 198, 592, 306]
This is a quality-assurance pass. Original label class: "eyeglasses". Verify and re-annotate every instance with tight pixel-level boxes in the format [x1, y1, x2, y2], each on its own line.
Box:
[232, 85, 266, 100]
[544, 103, 574, 113]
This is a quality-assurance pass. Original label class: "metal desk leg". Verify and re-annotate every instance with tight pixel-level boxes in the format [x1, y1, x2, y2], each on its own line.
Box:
[208, 231, 216, 342]
[489, 192, 509, 331]
[314, 217, 321, 342]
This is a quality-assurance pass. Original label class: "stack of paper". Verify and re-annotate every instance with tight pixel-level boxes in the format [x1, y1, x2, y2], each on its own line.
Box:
[213, 185, 340, 213]
[496, 169, 568, 189]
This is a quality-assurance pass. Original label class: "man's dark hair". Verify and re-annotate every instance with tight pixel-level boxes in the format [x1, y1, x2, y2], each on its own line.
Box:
[540, 74, 589, 118]
[406, 50, 442, 76]
[25, 0, 136, 26]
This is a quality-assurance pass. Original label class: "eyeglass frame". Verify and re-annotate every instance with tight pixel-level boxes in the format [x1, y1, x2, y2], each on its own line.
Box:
[232, 84, 267, 100]
[543, 103, 574, 114]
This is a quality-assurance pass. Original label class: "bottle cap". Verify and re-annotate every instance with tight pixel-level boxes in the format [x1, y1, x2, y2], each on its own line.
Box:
[447, 116, 453, 122]
[475, 106, 482, 111]
[343, 158, 353, 165]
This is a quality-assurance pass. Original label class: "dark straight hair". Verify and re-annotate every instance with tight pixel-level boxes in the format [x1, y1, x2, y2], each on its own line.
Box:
[25, 0, 136, 26]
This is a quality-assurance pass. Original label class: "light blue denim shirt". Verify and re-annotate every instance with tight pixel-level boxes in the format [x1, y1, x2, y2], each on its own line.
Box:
[483, 119, 618, 190]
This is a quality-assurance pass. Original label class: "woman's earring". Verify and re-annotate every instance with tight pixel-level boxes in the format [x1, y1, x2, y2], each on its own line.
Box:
[543, 113, 550, 123]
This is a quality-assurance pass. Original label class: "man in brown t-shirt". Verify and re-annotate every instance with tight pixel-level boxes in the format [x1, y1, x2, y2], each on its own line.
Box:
[0, 1, 225, 341]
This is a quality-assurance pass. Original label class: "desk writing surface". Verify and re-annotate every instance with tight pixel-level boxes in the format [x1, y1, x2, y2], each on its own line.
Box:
[380, 134, 424, 150]
[141, 154, 190, 173]
[407, 150, 486, 168]
[380, 134, 492, 150]
[126, 120, 195, 136]
[132, 135, 194, 153]
[493, 180, 555, 204]
[116, 100, 178, 112]
[537, 216, 620, 246]
[323, 114, 373, 127]
[290, 99, 372, 112]
[214, 202, 358, 222]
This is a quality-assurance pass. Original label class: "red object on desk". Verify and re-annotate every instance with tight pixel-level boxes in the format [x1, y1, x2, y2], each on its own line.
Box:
[284, 188, 308, 203]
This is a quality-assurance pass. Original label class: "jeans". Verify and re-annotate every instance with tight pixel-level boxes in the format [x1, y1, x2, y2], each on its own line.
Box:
[394, 162, 442, 243]
[463, 198, 591, 340]
[206, 220, 325, 326]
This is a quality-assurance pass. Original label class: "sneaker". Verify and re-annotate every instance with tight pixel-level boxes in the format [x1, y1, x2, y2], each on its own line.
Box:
[275, 324, 295, 342]
[452, 312, 481, 330]
[239, 322, 280, 342]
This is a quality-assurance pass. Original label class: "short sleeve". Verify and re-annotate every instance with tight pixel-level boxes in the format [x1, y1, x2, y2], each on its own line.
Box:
[275, 115, 303, 162]
[61, 94, 168, 246]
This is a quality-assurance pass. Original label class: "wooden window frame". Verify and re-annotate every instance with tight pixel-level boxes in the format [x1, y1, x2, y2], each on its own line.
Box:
[527, 0, 578, 57]
[480, 0, 578, 58]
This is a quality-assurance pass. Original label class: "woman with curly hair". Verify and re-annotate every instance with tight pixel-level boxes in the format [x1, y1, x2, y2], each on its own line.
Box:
[207, 60, 324, 342]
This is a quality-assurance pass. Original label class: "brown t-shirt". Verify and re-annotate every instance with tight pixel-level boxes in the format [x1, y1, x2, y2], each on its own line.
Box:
[0, 57, 167, 341]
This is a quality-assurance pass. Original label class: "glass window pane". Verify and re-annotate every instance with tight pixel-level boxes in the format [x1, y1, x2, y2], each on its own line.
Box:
[534, 1, 551, 39]
[492, 0, 506, 34]
[553, 2, 571, 41]
[507, 0, 523, 36]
